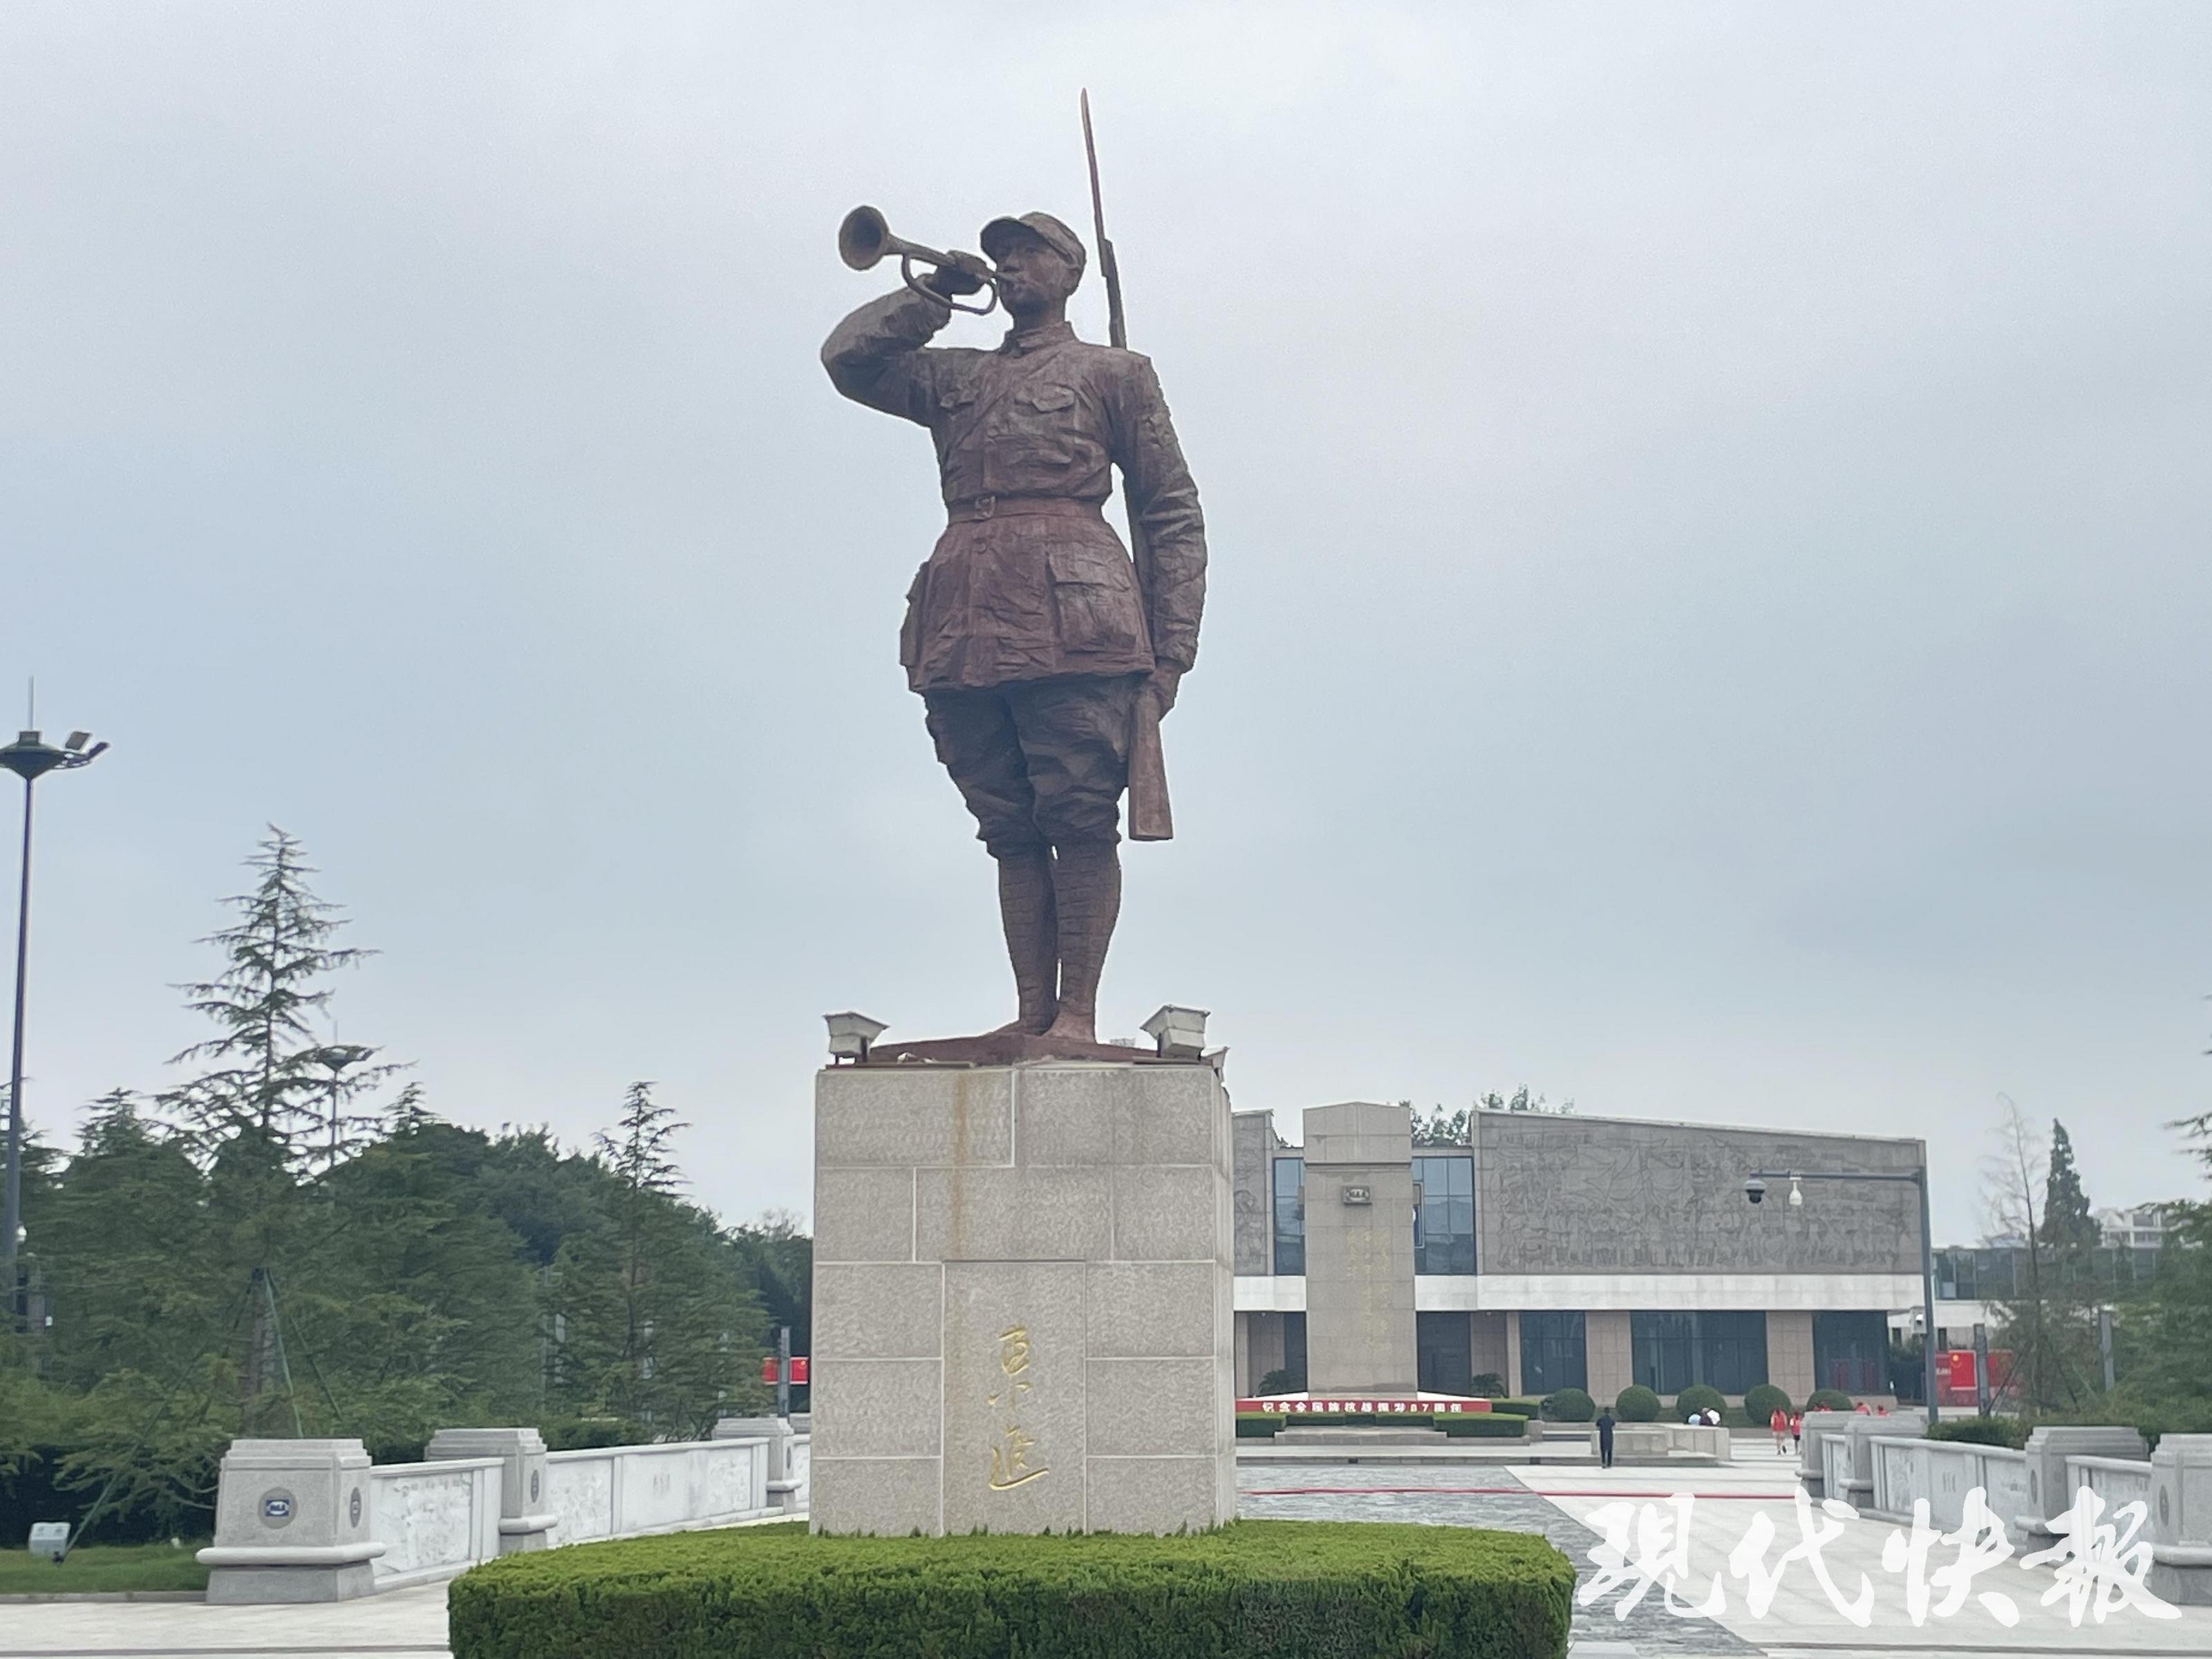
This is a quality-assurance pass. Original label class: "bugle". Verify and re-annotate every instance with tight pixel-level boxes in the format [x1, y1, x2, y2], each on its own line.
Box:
[837, 205, 1000, 317]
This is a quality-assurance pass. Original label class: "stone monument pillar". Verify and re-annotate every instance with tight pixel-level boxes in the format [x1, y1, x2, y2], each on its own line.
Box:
[1300, 1100, 1417, 1396]
[809, 1059, 1235, 1535]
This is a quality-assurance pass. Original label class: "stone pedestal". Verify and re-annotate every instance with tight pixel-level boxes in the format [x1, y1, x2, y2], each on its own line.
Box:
[2148, 1434, 2212, 1605]
[196, 1439, 384, 1603]
[809, 1060, 1235, 1536]
[426, 1427, 556, 1553]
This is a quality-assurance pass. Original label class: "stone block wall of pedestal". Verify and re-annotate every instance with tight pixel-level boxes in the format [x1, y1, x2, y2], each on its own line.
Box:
[810, 1061, 1235, 1535]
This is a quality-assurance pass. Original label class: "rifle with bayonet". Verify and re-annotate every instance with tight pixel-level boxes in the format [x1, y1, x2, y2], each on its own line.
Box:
[1082, 90, 1174, 842]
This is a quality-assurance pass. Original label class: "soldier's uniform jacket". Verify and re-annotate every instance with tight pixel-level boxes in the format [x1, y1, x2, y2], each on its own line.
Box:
[822, 288, 1206, 693]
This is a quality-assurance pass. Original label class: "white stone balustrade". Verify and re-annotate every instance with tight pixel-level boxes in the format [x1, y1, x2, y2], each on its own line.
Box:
[2068, 1453, 2153, 1515]
[543, 1436, 774, 1544]
[366, 1456, 504, 1591]
[200, 1424, 809, 1602]
[1868, 1436, 2032, 1540]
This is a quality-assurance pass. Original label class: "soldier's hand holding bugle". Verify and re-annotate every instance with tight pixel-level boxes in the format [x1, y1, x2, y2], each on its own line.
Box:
[923, 251, 992, 299]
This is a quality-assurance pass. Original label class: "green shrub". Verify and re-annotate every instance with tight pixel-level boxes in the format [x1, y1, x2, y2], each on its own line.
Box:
[1674, 1385, 1726, 1420]
[1540, 1387, 1594, 1423]
[1470, 1372, 1506, 1398]
[1235, 1415, 1284, 1438]
[1743, 1384, 1792, 1423]
[1613, 1385, 1660, 1422]
[1927, 1416, 2027, 1451]
[1494, 1399, 1544, 1420]
[1806, 1389, 1854, 1412]
[1255, 1369, 1297, 1396]
[1436, 1415, 1533, 1438]
[540, 1417, 651, 1452]
[449, 1519, 1575, 1659]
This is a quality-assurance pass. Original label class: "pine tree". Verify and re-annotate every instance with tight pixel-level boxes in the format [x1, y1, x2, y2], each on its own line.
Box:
[547, 1085, 767, 1434]
[163, 827, 400, 1164]
[158, 829, 404, 1432]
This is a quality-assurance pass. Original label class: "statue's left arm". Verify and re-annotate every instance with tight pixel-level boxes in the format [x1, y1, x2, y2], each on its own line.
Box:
[1112, 357, 1208, 675]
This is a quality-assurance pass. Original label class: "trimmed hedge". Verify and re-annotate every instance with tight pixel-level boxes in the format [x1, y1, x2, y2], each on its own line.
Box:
[1806, 1389, 1855, 1412]
[1613, 1385, 1660, 1422]
[1436, 1415, 1534, 1438]
[1927, 1416, 2028, 1451]
[1674, 1385, 1725, 1421]
[1495, 1398, 1543, 1419]
[1540, 1388, 1594, 1423]
[449, 1519, 1575, 1659]
[1743, 1383, 1792, 1423]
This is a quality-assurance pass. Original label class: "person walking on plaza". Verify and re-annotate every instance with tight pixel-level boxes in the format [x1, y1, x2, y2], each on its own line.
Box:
[1770, 1405, 1790, 1454]
[1595, 1407, 1615, 1469]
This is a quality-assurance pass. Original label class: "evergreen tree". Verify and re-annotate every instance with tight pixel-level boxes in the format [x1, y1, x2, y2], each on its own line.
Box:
[35, 1091, 214, 1391]
[2040, 1120, 2099, 1250]
[547, 1085, 767, 1434]
[157, 829, 402, 1432]
[163, 827, 400, 1163]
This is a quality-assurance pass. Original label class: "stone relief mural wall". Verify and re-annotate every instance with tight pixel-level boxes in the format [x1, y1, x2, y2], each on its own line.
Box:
[1473, 1116, 1923, 1275]
[1231, 1112, 1273, 1275]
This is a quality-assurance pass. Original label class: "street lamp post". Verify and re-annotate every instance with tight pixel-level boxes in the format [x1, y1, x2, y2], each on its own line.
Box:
[1745, 1163, 1941, 1424]
[1, 727, 107, 1327]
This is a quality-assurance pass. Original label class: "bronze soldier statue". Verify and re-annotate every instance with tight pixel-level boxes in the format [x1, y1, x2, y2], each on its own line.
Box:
[823, 211, 1206, 1046]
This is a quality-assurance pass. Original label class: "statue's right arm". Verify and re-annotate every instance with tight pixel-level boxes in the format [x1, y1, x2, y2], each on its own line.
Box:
[821, 289, 953, 424]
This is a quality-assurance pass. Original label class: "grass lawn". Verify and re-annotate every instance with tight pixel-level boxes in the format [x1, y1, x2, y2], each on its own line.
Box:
[0, 1541, 209, 1595]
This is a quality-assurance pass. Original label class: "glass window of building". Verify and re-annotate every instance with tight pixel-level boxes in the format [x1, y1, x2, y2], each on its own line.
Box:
[1518, 1311, 1586, 1394]
[1630, 1311, 1769, 1396]
[1416, 1311, 1474, 1395]
[1812, 1310, 1889, 1396]
[1272, 1157, 1304, 1276]
[1630, 1311, 1694, 1395]
[1412, 1155, 1475, 1275]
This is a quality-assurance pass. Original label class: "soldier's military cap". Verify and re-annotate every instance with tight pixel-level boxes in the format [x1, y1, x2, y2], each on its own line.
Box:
[980, 212, 1087, 281]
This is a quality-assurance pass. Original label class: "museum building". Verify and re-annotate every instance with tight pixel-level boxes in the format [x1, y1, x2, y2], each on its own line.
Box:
[1230, 1102, 1928, 1404]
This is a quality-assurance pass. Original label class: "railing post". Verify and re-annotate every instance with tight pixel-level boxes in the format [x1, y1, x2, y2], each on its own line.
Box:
[427, 1427, 557, 1554]
[715, 1414, 800, 1512]
[2148, 1434, 2212, 1606]
[2017, 1425, 2146, 1539]
[196, 1439, 384, 1603]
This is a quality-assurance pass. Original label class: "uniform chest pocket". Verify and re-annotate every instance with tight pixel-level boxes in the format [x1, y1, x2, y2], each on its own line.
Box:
[937, 386, 980, 413]
[1018, 384, 1078, 414]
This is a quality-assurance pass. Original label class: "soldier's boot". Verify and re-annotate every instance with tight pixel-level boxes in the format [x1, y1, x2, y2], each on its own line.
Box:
[986, 845, 1058, 1036]
[1040, 838, 1120, 1045]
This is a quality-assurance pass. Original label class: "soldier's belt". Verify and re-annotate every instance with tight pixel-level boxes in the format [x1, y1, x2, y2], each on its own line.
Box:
[946, 494, 1107, 525]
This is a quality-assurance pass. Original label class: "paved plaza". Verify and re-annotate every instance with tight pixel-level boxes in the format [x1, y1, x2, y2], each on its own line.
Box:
[6, 1445, 2208, 1658]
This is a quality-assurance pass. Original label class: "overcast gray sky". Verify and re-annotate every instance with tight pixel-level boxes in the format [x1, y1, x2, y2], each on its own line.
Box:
[3, 2, 2206, 1243]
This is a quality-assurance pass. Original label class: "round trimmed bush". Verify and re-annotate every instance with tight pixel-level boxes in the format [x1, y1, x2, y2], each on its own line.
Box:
[1807, 1388, 1854, 1412]
[447, 1519, 1577, 1659]
[1743, 1383, 1792, 1423]
[1541, 1387, 1595, 1422]
[1674, 1385, 1726, 1421]
[1613, 1385, 1660, 1422]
